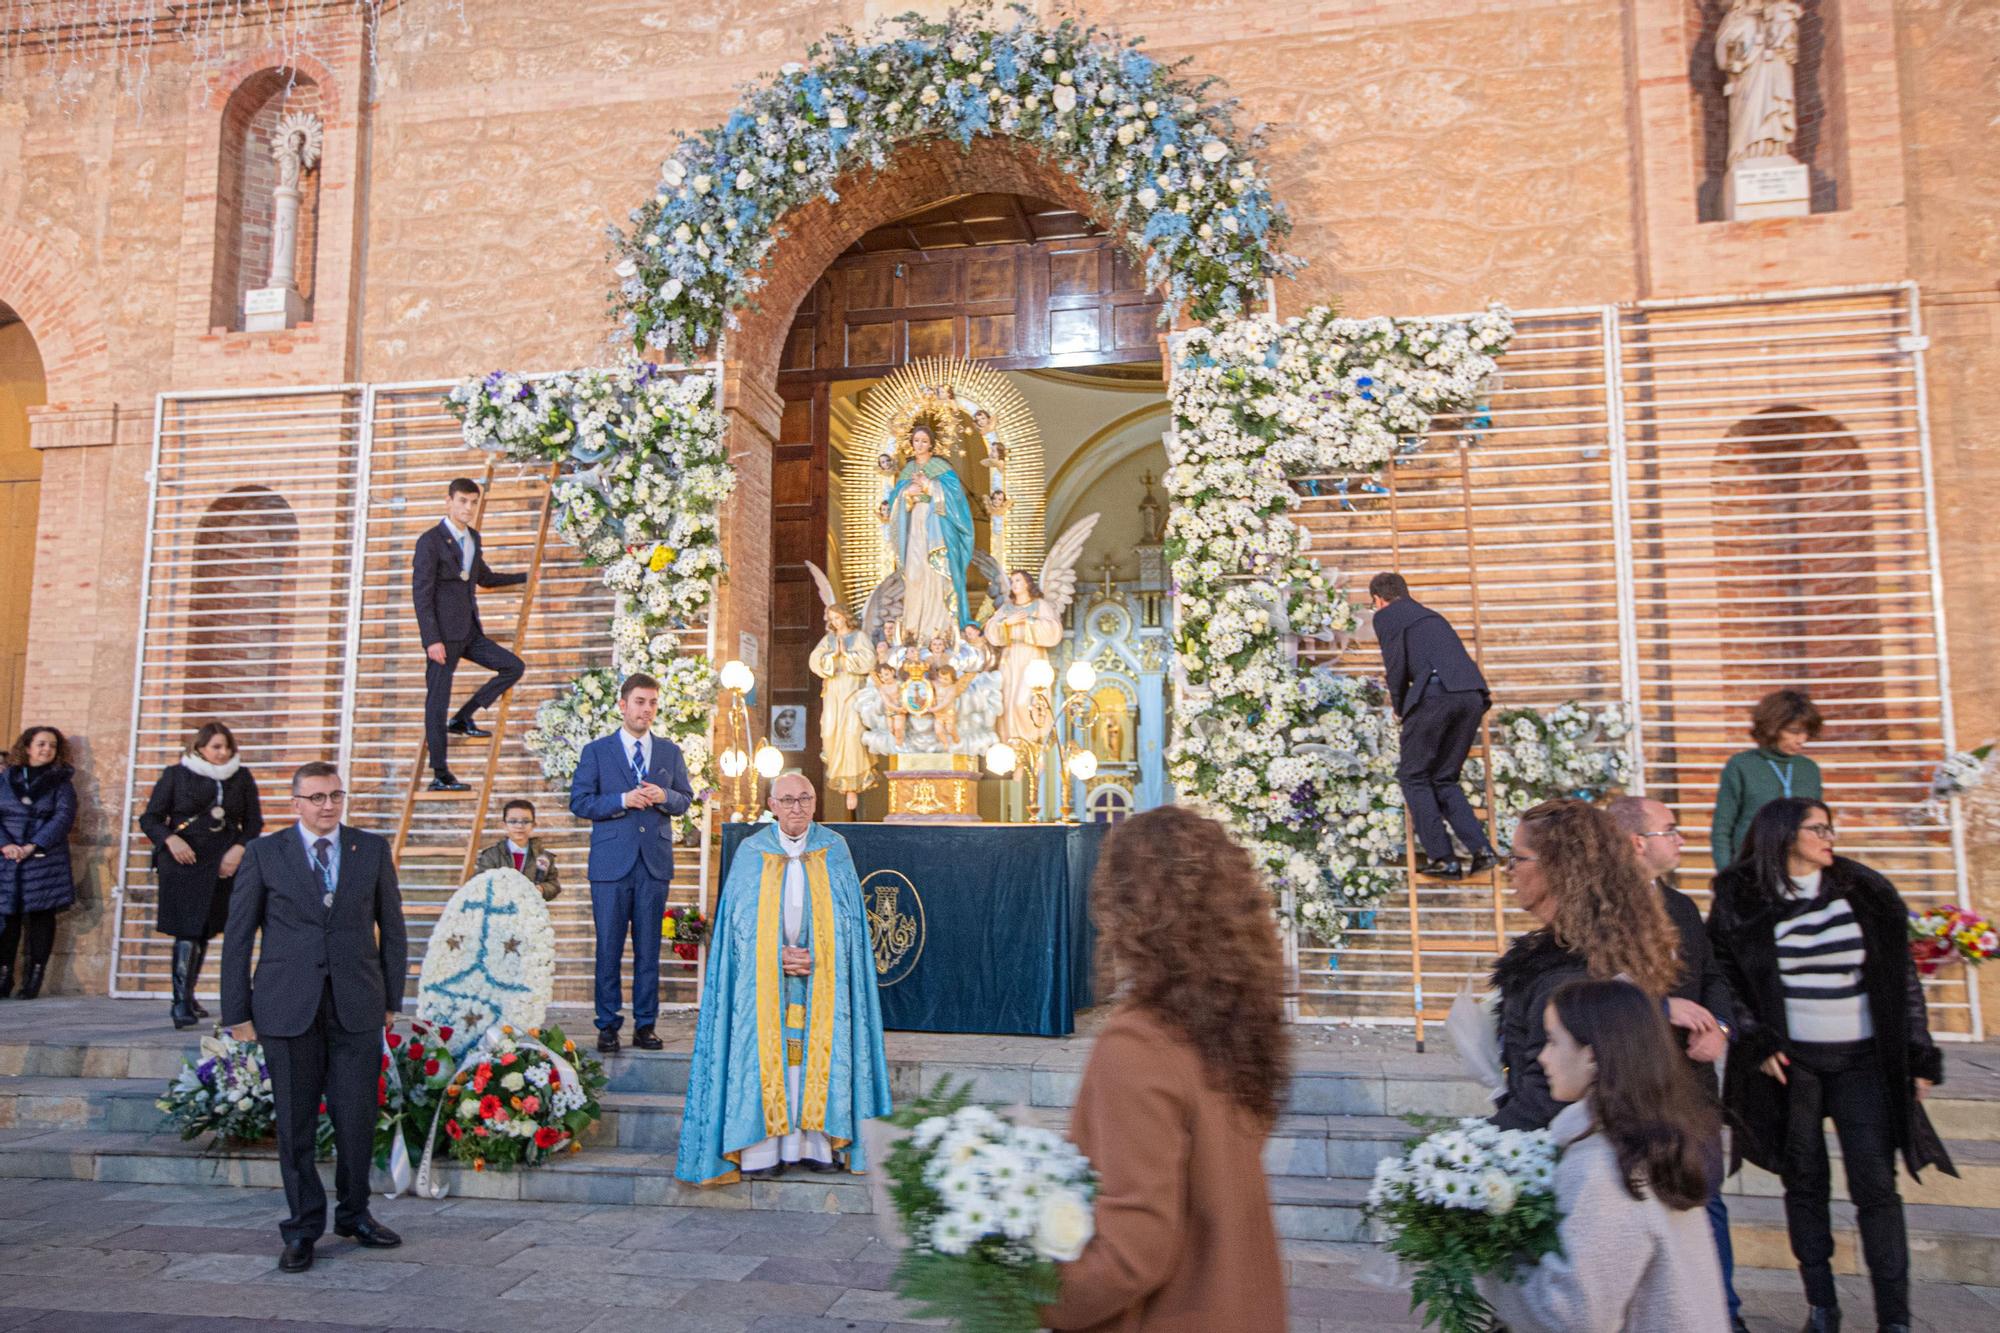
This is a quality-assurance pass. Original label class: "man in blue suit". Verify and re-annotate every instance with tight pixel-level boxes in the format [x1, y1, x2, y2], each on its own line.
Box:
[1370, 571, 1495, 880]
[569, 671, 699, 1053]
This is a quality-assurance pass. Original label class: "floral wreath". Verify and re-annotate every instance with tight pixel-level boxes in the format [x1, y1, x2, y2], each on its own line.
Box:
[612, 4, 1295, 357]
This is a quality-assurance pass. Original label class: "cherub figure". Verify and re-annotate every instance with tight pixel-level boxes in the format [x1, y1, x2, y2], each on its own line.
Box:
[974, 408, 1007, 465]
[953, 623, 996, 675]
[924, 629, 954, 675]
[931, 665, 967, 747]
[873, 664, 907, 745]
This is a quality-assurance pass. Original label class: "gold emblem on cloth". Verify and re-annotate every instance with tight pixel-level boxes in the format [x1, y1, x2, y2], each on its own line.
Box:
[860, 869, 925, 986]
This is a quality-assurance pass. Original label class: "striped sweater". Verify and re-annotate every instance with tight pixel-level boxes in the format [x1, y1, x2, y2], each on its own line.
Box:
[1775, 870, 1874, 1044]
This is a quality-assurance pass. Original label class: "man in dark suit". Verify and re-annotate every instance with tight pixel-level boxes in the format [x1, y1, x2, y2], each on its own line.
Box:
[413, 477, 527, 791]
[1369, 571, 1495, 878]
[569, 672, 697, 1054]
[222, 761, 407, 1273]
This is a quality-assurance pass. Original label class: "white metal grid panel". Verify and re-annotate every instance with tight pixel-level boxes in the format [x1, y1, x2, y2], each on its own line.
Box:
[110, 388, 367, 996]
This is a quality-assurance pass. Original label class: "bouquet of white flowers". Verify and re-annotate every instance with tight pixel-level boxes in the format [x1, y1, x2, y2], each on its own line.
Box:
[1366, 1119, 1562, 1333]
[883, 1082, 1098, 1333]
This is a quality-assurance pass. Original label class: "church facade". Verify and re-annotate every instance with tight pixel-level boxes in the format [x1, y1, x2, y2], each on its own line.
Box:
[0, 0, 1993, 1028]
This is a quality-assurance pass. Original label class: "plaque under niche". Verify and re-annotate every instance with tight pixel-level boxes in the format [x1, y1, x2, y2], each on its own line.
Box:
[884, 752, 981, 824]
[1724, 157, 1809, 221]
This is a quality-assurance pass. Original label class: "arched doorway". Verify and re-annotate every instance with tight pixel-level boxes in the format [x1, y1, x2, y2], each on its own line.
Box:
[0, 302, 46, 733]
[187, 487, 300, 757]
[736, 145, 1175, 809]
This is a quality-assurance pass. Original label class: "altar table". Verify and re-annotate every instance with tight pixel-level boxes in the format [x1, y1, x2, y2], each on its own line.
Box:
[718, 821, 1105, 1037]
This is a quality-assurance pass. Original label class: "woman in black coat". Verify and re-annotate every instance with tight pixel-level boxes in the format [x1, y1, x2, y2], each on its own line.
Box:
[0, 726, 78, 1000]
[1708, 797, 1953, 1333]
[139, 722, 263, 1029]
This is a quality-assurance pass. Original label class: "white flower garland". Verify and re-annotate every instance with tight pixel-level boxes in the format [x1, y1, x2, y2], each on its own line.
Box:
[1162, 305, 1626, 948]
[614, 6, 1295, 356]
[446, 363, 730, 795]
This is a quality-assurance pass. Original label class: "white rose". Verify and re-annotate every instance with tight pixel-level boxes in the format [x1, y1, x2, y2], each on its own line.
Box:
[1137, 186, 1159, 208]
[735, 169, 754, 190]
[919, 85, 940, 106]
[673, 223, 693, 243]
[502, 1071, 525, 1092]
[967, 72, 984, 87]
[1051, 84, 1076, 113]
[691, 174, 711, 194]
[1058, 70, 1074, 85]
[1162, 143, 1178, 159]
[1198, 223, 1213, 239]
[1032, 1191, 1093, 1262]
[1223, 215, 1240, 233]
[660, 278, 683, 302]
[780, 62, 803, 76]
[662, 160, 686, 185]
[1201, 139, 1228, 163]
[828, 107, 847, 128]
[791, 159, 808, 174]
[1143, 99, 1158, 115]
[459, 1097, 479, 1118]
[875, 61, 890, 74]
[1042, 48, 1059, 63]
[1479, 1169, 1518, 1215]
[1117, 123, 1136, 146]
[885, 101, 902, 117]
[950, 42, 976, 63]
[614, 258, 638, 278]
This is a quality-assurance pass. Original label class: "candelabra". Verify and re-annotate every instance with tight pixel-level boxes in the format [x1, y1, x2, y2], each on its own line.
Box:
[982, 659, 1100, 823]
[714, 660, 785, 821]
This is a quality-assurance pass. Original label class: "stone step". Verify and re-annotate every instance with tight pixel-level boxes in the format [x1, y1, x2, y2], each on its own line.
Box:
[0, 1125, 1992, 1282]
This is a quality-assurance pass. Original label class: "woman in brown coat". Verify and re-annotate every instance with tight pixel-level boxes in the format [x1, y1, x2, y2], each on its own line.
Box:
[1042, 805, 1290, 1333]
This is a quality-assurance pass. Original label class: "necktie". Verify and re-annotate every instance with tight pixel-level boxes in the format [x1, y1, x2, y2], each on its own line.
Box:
[512, 850, 525, 872]
[632, 740, 646, 779]
[314, 837, 335, 908]
[459, 532, 473, 577]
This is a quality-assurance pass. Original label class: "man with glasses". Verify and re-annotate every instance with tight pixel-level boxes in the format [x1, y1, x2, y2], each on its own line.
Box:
[570, 672, 699, 1054]
[221, 762, 408, 1274]
[473, 798, 562, 900]
[1608, 793, 1748, 1333]
[676, 771, 891, 1185]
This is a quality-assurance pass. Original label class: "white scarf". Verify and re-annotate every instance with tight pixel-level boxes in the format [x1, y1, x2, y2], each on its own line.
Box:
[180, 751, 241, 781]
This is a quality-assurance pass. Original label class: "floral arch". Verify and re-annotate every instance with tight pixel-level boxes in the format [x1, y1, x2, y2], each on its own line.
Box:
[448, 8, 1632, 950]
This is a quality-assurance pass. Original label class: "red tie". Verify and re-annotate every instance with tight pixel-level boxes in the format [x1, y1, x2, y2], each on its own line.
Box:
[512, 851, 524, 872]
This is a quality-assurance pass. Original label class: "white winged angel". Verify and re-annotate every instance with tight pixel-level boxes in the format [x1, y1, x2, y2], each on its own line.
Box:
[983, 514, 1100, 748]
[804, 561, 879, 809]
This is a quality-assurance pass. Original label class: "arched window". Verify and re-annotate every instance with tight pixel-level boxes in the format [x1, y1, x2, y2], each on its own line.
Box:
[211, 69, 323, 331]
[1084, 783, 1133, 823]
[187, 487, 298, 755]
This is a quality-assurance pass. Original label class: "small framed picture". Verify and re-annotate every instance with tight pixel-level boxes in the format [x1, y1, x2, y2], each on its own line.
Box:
[770, 705, 807, 752]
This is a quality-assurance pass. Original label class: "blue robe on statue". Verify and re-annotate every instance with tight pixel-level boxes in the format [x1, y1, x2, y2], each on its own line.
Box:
[885, 456, 976, 628]
[674, 821, 892, 1185]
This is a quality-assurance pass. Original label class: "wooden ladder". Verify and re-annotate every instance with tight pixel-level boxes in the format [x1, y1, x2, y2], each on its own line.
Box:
[1388, 442, 1507, 1052]
[391, 457, 563, 880]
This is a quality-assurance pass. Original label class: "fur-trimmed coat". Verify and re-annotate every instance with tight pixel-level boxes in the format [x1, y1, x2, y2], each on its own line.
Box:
[1490, 929, 1593, 1131]
[1706, 855, 1954, 1180]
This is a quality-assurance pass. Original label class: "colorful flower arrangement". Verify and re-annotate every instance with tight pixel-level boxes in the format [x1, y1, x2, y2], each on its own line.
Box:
[1163, 305, 1528, 943]
[415, 869, 560, 1062]
[664, 904, 712, 962]
[884, 1082, 1099, 1333]
[157, 1030, 330, 1151]
[441, 1023, 609, 1172]
[1909, 906, 1997, 975]
[445, 363, 730, 792]
[613, 5, 1294, 358]
[376, 1018, 458, 1170]
[1366, 1119, 1562, 1333]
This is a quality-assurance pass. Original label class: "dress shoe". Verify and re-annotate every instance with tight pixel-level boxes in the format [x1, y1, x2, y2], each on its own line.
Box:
[335, 1216, 402, 1248]
[597, 1027, 621, 1054]
[1731, 1318, 1752, 1333]
[429, 773, 470, 792]
[804, 1154, 846, 1174]
[447, 719, 491, 738]
[278, 1239, 314, 1273]
[17, 963, 44, 999]
[1878, 1325, 1910, 1333]
[631, 1025, 664, 1051]
[1421, 858, 1467, 881]
[740, 1164, 784, 1181]
[1801, 1307, 1840, 1333]
[1467, 851, 1497, 876]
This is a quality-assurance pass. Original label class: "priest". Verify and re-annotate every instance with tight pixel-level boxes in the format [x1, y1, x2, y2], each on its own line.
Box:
[675, 771, 892, 1184]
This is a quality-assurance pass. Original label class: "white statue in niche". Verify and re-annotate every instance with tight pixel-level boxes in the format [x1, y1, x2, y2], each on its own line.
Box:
[268, 110, 323, 293]
[1716, 0, 1801, 168]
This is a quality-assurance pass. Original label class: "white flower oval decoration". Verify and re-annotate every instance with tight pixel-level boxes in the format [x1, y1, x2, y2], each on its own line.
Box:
[415, 869, 558, 1061]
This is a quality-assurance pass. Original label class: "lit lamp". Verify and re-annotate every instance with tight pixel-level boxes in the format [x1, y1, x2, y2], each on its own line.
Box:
[1050, 658, 1102, 822]
[1016, 659, 1059, 822]
[753, 744, 785, 780]
[984, 741, 1018, 777]
[715, 659, 758, 821]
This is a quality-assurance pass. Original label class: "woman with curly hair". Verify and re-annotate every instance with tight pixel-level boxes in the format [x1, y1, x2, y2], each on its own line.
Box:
[1491, 799, 1692, 1131]
[1042, 805, 1288, 1333]
[1478, 979, 1728, 1331]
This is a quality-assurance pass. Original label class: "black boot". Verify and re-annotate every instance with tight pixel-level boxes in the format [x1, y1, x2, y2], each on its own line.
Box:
[1801, 1306, 1841, 1333]
[0, 964, 12, 999]
[17, 963, 45, 1000]
[169, 939, 198, 1029]
[186, 939, 211, 1018]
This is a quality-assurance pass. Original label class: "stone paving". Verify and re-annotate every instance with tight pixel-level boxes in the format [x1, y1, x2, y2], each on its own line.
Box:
[0, 1178, 1994, 1332]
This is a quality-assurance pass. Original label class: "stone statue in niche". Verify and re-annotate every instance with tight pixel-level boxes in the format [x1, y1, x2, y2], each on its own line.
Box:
[246, 110, 323, 332]
[1715, 0, 1809, 220]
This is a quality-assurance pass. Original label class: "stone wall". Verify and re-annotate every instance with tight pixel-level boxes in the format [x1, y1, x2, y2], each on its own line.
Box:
[0, 0, 1992, 1019]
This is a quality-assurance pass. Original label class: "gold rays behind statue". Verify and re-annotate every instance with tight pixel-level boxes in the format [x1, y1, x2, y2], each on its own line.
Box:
[840, 355, 1046, 615]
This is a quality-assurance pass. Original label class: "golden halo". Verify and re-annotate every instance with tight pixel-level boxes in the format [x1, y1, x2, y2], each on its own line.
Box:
[841, 355, 1046, 613]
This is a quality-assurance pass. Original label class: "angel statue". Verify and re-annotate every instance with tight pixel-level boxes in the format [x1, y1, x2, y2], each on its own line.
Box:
[875, 423, 974, 647]
[985, 514, 1100, 748]
[805, 563, 879, 811]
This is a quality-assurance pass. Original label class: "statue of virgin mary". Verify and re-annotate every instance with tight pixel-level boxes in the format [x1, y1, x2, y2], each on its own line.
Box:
[876, 423, 974, 647]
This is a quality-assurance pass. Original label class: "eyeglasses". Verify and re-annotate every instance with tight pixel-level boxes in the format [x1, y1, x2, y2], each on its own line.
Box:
[770, 795, 815, 808]
[1638, 826, 1683, 841]
[1504, 852, 1538, 870]
[502, 818, 536, 827]
[295, 791, 347, 807]
[1800, 823, 1836, 840]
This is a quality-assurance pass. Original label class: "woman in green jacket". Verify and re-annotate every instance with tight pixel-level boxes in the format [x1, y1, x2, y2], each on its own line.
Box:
[1710, 689, 1824, 869]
